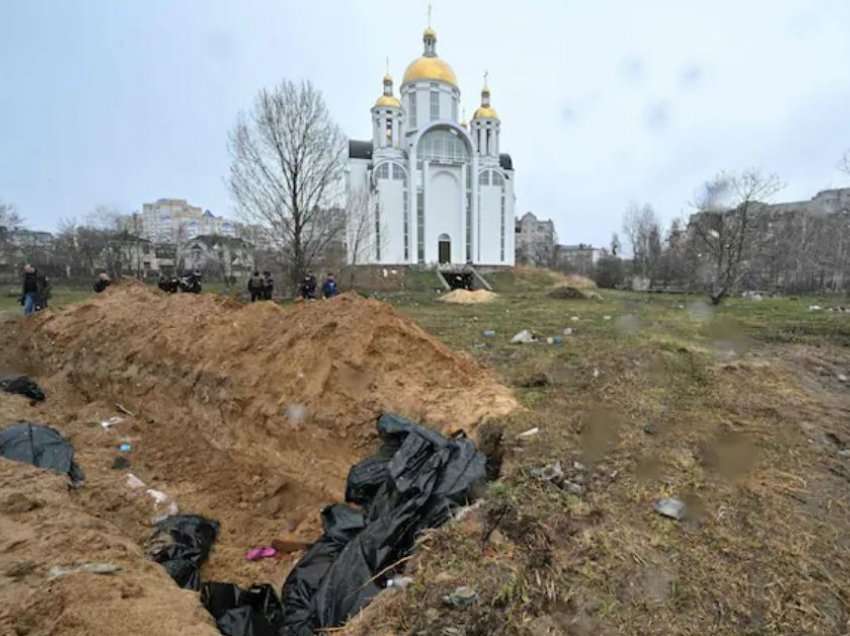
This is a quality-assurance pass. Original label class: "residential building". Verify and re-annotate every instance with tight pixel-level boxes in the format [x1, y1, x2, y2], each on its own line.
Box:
[135, 199, 240, 244]
[556, 243, 608, 275]
[515, 212, 556, 265]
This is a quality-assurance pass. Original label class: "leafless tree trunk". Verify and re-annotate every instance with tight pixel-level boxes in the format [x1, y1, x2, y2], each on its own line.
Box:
[228, 79, 346, 291]
[622, 203, 662, 285]
[688, 170, 783, 304]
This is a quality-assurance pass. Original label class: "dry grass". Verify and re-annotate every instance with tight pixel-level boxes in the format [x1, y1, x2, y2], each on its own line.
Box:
[344, 290, 850, 635]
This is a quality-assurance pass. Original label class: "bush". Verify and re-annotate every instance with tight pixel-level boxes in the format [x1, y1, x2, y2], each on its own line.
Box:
[594, 256, 625, 289]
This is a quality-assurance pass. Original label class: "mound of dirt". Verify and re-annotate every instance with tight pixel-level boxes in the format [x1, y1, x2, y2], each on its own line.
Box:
[547, 285, 602, 300]
[438, 289, 499, 304]
[0, 284, 517, 634]
[0, 458, 219, 636]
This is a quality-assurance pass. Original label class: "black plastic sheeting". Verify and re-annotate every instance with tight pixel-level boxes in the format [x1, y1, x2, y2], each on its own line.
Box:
[0, 422, 84, 483]
[146, 515, 220, 591]
[280, 413, 487, 635]
[201, 583, 284, 636]
[0, 376, 46, 402]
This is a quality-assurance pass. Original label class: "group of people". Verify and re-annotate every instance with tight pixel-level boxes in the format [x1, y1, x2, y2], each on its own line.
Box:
[300, 271, 337, 300]
[247, 271, 274, 302]
[158, 270, 203, 294]
[19, 264, 51, 315]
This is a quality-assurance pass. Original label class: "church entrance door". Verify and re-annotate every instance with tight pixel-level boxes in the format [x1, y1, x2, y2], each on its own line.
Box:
[438, 234, 451, 264]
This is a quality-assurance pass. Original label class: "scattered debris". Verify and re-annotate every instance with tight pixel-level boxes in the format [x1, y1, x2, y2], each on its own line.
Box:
[571, 316, 580, 322]
[0, 376, 46, 402]
[603, 315, 612, 321]
[809, 305, 822, 311]
[511, 329, 537, 344]
[386, 576, 414, 590]
[111, 456, 130, 470]
[593, 368, 600, 379]
[0, 422, 85, 484]
[654, 498, 687, 521]
[147, 489, 179, 522]
[118, 442, 132, 452]
[245, 546, 278, 561]
[482, 329, 496, 338]
[530, 461, 564, 482]
[546, 335, 564, 345]
[517, 427, 540, 439]
[643, 423, 657, 435]
[100, 416, 124, 430]
[443, 586, 479, 609]
[114, 403, 136, 416]
[838, 374, 848, 383]
[563, 327, 574, 336]
[48, 562, 122, 579]
[125, 473, 146, 489]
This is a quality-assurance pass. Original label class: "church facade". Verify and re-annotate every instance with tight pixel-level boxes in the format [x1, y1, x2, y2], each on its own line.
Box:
[346, 25, 516, 267]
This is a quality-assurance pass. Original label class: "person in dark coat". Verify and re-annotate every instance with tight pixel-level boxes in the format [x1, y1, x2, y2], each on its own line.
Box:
[321, 273, 338, 299]
[262, 271, 274, 300]
[35, 272, 51, 310]
[247, 271, 263, 302]
[93, 272, 111, 293]
[300, 271, 317, 300]
[20, 264, 39, 316]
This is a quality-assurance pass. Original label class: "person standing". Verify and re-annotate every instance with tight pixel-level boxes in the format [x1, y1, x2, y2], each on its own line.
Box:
[262, 271, 274, 300]
[300, 271, 317, 300]
[248, 271, 263, 302]
[35, 271, 51, 310]
[20, 264, 39, 316]
[321, 273, 338, 299]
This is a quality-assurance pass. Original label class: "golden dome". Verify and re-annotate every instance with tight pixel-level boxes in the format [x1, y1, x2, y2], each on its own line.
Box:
[473, 106, 499, 120]
[375, 94, 401, 108]
[402, 56, 458, 87]
[423, 26, 436, 39]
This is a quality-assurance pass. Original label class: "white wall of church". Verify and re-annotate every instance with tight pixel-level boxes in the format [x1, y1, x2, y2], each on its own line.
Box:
[376, 176, 407, 263]
[424, 167, 463, 263]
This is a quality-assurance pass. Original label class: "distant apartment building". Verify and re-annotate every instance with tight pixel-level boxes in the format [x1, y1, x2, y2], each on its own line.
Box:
[556, 243, 607, 275]
[515, 212, 556, 265]
[135, 198, 239, 243]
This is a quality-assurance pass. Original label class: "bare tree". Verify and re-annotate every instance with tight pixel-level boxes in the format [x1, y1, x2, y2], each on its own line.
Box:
[840, 150, 850, 177]
[228, 79, 346, 290]
[689, 169, 783, 304]
[0, 200, 24, 233]
[622, 202, 662, 284]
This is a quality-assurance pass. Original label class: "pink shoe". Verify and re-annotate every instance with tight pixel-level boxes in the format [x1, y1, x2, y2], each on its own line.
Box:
[245, 546, 278, 561]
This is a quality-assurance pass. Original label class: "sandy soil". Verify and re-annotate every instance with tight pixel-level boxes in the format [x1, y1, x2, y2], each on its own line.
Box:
[438, 289, 499, 304]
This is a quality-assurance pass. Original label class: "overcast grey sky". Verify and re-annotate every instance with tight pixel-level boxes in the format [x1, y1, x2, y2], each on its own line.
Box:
[2, 0, 849, 247]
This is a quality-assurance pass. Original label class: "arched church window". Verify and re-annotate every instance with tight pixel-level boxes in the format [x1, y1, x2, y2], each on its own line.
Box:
[492, 172, 504, 186]
[392, 164, 405, 180]
[376, 163, 390, 179]
[417, 127, 470, 164]
[480, 171, 490, 186]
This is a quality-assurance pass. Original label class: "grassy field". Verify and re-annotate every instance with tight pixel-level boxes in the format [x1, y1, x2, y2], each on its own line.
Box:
[352, 272, 850, 635]
[4, 272, 849, 634]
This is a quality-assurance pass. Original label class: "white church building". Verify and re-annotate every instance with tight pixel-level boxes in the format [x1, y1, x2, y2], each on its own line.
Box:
[346, 24, 516, 267]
